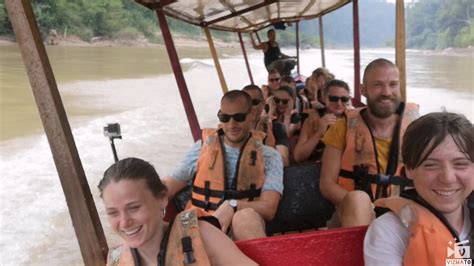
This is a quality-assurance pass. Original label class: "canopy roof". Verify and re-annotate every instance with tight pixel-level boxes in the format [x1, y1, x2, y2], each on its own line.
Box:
[136, 0, 351, 32]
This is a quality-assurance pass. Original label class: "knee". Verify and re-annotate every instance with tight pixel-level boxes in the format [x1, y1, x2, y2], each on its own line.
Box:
[342, 190, 372, 209]
[232, 208, 261, 227]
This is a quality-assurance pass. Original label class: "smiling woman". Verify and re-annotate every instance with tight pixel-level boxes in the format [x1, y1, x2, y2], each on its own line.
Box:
[364, 112, 474, 266]
[98, 157, 256, 266]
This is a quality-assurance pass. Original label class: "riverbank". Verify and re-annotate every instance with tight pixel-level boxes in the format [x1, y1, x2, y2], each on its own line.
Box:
[0, 34, 240, 48]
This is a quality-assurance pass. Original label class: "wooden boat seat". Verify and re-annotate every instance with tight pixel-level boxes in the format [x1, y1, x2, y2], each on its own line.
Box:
[266, 162, 335, 235]
[237, 225, 368, 266]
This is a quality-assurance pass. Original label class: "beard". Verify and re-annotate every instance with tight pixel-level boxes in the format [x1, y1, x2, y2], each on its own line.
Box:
[367, 94, 401, 118]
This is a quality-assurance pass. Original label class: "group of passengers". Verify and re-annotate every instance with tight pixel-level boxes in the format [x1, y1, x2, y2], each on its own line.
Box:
[99, 57, 473, 265]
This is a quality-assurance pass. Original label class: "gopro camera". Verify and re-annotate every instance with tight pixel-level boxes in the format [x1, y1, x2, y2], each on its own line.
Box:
[103, 123, 121, 138]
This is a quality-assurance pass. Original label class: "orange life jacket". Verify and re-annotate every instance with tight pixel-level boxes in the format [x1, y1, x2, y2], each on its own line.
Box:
[375, 195, 463, 266]
[189, 128, 266, 214]
[106, 208, 210, 266]
[338, 103, 419, 200]
[255, 115, 276, 147]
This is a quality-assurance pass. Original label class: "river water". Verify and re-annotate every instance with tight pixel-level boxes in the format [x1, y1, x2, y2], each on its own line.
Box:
[0, 45, 472, 265]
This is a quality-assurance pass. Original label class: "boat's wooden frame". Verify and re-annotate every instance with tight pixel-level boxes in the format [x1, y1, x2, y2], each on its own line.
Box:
[4, 0, 407, 264]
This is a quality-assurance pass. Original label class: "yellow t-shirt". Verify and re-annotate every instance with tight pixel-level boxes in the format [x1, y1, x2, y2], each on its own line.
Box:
[322, 117, 391, 173]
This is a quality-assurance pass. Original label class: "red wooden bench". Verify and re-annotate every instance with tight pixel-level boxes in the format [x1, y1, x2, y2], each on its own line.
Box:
[236, 226, 368, 266]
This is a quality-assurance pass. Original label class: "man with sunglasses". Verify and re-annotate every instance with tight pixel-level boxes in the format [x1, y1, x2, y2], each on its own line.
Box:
[294, 79, 351, 163]
[243, 85, 290, 166]
[164, 90, 284, 241]
[320, 58, 419, 228]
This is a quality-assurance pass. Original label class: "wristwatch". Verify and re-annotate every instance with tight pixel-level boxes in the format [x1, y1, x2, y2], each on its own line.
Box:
[229, 199, 238, 213]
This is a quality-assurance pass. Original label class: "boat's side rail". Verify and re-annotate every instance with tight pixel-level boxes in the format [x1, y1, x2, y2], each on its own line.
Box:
[237, 225, 368, 266]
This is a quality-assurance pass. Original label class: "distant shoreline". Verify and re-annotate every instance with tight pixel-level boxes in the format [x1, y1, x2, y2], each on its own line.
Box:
[1, 36, 472, 56]
[0, 35, 240, 49]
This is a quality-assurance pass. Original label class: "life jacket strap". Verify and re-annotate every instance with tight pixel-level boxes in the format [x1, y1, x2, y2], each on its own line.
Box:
[339, 166, 413, 200]
[204, 181, 211, 211]
[192, 184, 262, 200]
[191, 198, 221, 211]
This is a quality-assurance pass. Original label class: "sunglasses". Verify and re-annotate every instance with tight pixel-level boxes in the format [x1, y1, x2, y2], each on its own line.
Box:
[274, 98, 289, 105]
[328, 95, 351, 103]
[268, 78, 280, 82]
[251, 99, 261, 106]
[217, 111, 249, 123]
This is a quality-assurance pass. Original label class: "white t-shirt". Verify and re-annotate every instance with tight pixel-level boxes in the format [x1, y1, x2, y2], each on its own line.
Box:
[364, 202, 471, 266]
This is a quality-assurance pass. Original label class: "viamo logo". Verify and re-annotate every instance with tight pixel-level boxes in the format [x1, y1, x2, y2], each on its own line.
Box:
[446, 239, 472, 266]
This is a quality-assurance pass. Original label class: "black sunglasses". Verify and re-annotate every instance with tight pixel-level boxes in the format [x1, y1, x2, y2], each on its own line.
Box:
[268, 78, 280, 82]
[328, 95, 351, 103]
[217, 111, 249, 123]
[251, 99, 261, 106]
[274, 98, 289, 105]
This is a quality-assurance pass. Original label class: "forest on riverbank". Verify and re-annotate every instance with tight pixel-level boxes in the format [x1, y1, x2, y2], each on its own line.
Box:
[0, 0, 472, 49]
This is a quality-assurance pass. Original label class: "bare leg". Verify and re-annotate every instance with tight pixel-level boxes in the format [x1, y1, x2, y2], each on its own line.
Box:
[339, 190, 375, 227]
[199, 221, 257, 266]
[231, 208, 266, 241]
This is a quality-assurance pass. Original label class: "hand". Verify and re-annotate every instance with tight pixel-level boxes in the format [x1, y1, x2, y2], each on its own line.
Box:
[213, 201, 234, 233]
[318, 113, 337, 135]
[284, 98, 294, 116]
[266, 96, 277, 117]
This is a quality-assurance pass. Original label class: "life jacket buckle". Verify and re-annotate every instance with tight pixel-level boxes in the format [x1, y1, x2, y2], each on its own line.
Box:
[181, 236, 196, 264]
[377, 174, 391, 185]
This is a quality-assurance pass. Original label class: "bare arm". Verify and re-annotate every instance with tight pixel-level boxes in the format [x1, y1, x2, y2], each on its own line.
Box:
[162, 176, 188, 199]
[275, 144, 290, 167]
[249, 32, 267, 51]
[294, 114, 336, 163]
[293, 118, 323, 163]
[212, 191, 280, 232]
[319, 145, 348, 206]
[199, 221, 257, 266]
[237, 190, 281, 221]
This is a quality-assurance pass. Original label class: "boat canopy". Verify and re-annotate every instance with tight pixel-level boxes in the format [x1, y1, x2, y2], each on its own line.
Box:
[136, 0, 351, 32]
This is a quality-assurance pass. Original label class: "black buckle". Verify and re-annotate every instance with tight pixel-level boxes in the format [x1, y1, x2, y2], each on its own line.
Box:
[204, 181, 211, 211]
[376, 174, 391, 185]
[353, 165, 373, 201]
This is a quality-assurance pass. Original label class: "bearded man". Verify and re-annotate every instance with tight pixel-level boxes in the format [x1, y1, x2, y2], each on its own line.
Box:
[319, 58, 420, 228]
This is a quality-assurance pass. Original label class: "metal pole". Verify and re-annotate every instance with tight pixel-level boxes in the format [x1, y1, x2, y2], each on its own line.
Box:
[238, 32, 255, 84]
[352, 0, 362, 107]
[4, 0, 108, 264]
[204, 27, 228, 94]
[296, 21, 300, 75]
[319, 16, 326, 68]
[396, 0, 407, 102]
[109, 138, 119, 162]
[155, 8, 201, 141]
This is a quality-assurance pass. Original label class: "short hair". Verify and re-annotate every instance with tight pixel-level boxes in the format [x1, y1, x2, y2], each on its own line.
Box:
[267, 29, 275, 36]
[402, 112, 474, 170]
[268, 69, 280, 76]
[323, 79, 350, 96]
[221, 90, 252, 111]
[242, 84, 264, 101]
[276, 86, 295, 98]
[363, 58, 397, 84]
[312, 67, 332, 79]
[98, 157, 167, 198]
[280, 76, 294, 85]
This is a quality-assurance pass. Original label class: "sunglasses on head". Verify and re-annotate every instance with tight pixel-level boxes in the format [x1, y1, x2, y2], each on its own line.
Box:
[328, 95, 350, 103]
[268, 78, 280, 82]
[274, 98, 289, 105]
[251, 99, 261, 106]
[217, 111, 249, 123]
